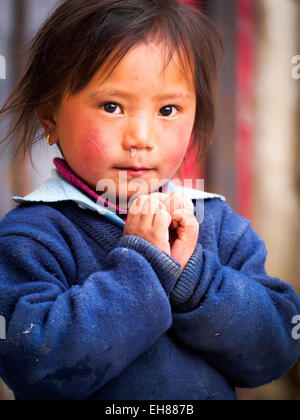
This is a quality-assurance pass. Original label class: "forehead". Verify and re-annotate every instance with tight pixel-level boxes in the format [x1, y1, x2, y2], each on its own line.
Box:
[92, 39, 195, 92]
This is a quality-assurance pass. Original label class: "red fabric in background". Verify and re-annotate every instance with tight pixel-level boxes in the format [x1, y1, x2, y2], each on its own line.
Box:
[178, 0, 203, 187]
[179, 0, 197, 5]
[236, 0, 254, 220]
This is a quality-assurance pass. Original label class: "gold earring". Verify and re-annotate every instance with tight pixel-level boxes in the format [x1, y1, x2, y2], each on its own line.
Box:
[46, 134, 53, 146]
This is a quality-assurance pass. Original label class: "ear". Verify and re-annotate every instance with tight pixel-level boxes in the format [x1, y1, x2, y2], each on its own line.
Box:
[37, 103, 58, 144]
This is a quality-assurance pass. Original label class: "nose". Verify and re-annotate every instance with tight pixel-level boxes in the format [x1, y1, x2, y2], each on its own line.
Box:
[122, 113, 154, 152]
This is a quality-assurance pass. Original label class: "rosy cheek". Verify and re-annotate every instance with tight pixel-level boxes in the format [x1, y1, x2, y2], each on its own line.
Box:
[173, 127, 191, 155]
[75, 131, 109, 175]
[179, 123, 193, 148]
[162, 128, 191, 169]
[81, 129, 108, 157]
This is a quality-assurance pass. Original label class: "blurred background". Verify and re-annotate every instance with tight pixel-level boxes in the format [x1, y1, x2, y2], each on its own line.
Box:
[0, 0, 299, 400]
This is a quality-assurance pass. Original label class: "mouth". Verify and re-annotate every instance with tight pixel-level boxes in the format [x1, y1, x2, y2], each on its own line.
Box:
[114, 166, 153, 170]
[113, 167, 155, 177]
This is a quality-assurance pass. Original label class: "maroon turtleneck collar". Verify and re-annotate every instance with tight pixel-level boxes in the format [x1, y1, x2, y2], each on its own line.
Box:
[53, 158, 169, 221]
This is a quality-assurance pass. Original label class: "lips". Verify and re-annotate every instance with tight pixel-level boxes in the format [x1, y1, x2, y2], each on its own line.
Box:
[113, 167, 154, 177]
[114, 167, 153, 171]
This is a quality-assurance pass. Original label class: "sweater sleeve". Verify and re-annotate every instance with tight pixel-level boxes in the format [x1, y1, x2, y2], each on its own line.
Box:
[169, 201, 300, 388]
[0, 232, 179, 400]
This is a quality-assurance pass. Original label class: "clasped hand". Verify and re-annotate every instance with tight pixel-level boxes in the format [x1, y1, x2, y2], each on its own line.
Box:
[123, 192, 200, 274]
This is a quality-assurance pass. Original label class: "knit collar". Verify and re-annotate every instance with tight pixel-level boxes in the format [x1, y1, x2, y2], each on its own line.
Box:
[12, 159, 226, 229]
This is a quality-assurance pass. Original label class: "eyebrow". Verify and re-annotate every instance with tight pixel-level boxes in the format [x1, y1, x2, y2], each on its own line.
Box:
[89, 88, 192, 101]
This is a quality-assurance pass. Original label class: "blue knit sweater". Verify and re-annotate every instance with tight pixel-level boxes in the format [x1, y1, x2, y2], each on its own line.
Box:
[0, 197, 299, 400]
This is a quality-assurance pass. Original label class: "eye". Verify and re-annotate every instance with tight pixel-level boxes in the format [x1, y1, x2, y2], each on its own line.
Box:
[159, 105, 179, 117]
[100, 102, 122, 114]
[99, 102, 180, 117]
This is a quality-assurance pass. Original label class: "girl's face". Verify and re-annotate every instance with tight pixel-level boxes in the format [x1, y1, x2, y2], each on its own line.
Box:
[51, 41, 196, 205]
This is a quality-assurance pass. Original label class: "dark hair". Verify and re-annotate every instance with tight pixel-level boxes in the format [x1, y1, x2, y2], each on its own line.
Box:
[0, 0, 222, 163]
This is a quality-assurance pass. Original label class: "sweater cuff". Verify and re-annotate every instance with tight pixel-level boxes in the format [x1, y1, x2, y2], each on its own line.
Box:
[170, 242, 203, 309]
[118, 235, 182, 297]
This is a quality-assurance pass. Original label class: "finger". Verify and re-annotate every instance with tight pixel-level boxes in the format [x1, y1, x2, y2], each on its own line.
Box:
[152, 205, 172, 229]
[128, 194, 149, 216]
[139, 196, 163, 224]
[172, 208, 198, 229]
[148, 192, 169, 202]
[163, 192, 194, 216]
[171, 218, 179, 229]
[124, 195, 149, 235]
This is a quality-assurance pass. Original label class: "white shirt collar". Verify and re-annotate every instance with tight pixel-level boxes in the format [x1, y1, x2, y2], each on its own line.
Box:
[13, 169, 226, 228]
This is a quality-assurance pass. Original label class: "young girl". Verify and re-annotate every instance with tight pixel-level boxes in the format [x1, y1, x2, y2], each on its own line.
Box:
[0, 0, 299, 401]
